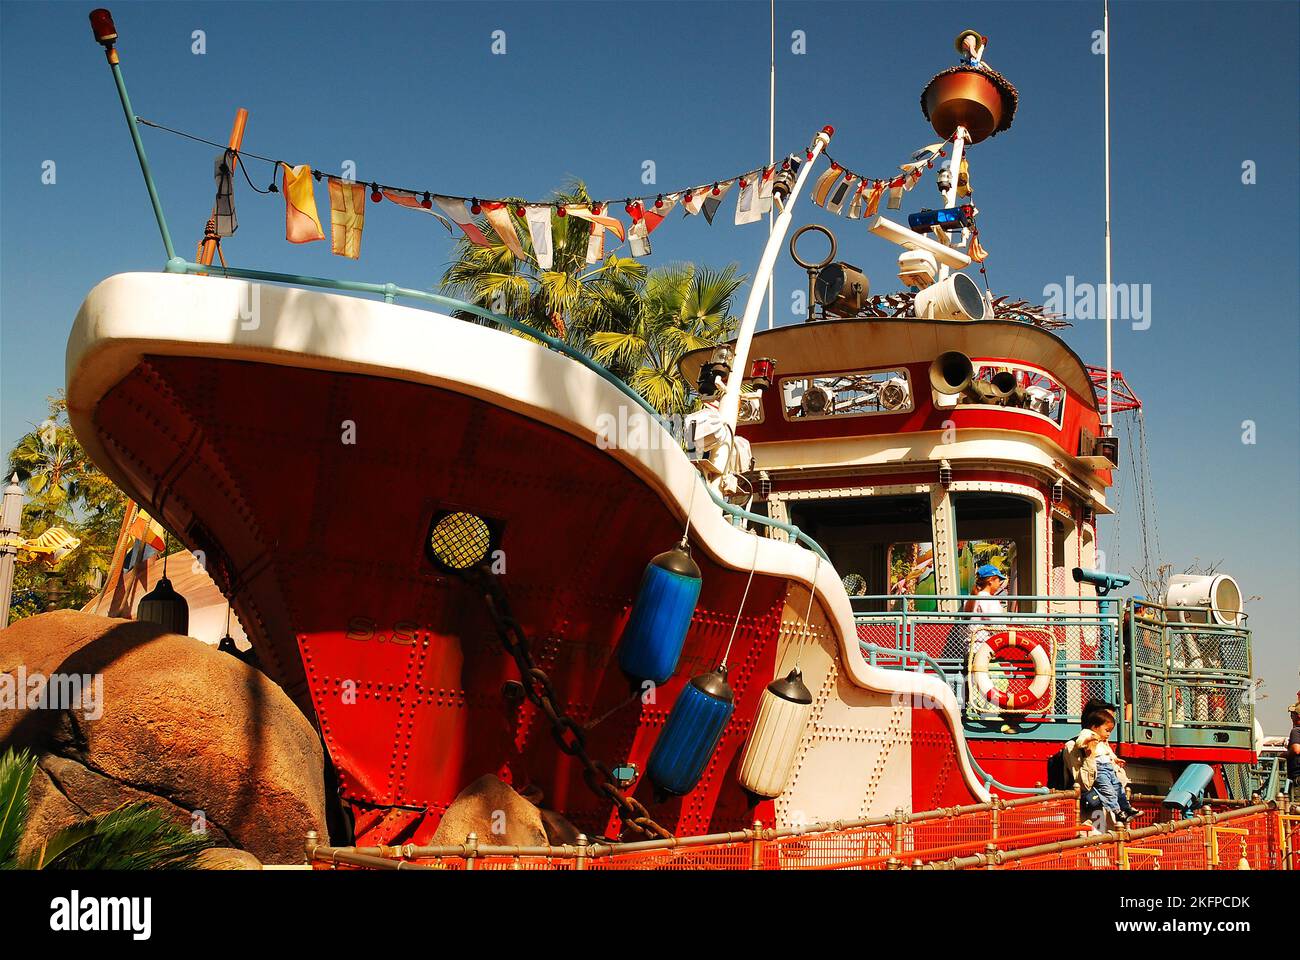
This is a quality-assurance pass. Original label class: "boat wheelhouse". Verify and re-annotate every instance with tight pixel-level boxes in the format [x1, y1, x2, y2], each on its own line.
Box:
[682, 315, 1256, 798]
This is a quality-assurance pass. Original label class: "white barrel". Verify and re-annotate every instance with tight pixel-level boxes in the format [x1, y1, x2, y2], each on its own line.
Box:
[1166, 574, 1243, 626]
[738, 669, 813, 799]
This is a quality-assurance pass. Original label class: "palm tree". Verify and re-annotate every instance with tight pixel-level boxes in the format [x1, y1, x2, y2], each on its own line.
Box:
[587, 263, 743, 414]
[0, 748, 214, 869]
[6, 393, 128, 620]
[440, 181, 647, 347]
[440, 181, 744, 414]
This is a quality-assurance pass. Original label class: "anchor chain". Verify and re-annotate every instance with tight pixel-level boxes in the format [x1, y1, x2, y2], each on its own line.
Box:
[467, 568, 673, 841]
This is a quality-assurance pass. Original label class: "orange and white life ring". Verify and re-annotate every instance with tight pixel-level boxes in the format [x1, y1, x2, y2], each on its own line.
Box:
[969, 631, 1053, 710]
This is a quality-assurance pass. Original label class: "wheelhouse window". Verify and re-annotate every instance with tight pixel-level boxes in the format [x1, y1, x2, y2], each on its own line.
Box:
[780, 368, 913, 421]
[957, 362, 1065, 427]
[952, 492, 1035, 602]
[787, 494, 934, 610]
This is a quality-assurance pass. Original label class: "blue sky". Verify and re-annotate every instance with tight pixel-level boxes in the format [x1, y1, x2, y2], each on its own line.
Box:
[2, 1, 1296, 727]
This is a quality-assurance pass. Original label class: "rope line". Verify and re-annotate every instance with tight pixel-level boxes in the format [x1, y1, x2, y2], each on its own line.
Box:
[137, 115, 804, 209]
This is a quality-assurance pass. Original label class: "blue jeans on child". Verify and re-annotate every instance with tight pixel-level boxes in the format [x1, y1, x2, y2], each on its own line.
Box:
[1093, 762, 1132, 814]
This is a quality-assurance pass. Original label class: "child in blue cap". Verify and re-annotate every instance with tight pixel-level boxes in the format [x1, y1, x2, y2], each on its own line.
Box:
[963, 563, 1006, 615]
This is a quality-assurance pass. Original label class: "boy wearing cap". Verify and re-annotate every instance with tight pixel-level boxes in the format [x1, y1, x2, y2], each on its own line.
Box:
[963, 563, 1006, 616]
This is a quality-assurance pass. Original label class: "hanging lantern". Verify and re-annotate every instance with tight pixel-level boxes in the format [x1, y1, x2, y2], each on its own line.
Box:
[616, 542, 701, 685]
[646, 667, 735, 796]
[136, 577, 189, 635]
[737, 668, 814, 799]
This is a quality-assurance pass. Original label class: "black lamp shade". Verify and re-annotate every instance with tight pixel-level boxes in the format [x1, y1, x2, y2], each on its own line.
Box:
[137, 577, 189, 635]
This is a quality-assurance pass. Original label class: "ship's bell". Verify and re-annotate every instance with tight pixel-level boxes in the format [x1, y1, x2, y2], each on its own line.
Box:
[616, 542, 702, 685]
[136, 577, 189, 635]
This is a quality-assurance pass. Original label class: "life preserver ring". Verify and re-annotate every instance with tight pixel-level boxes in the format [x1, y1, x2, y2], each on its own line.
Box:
[969, 630, 1053, 710]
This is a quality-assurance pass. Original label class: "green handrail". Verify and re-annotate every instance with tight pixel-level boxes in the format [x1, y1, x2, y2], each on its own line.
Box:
[858, 640, 1049, 796]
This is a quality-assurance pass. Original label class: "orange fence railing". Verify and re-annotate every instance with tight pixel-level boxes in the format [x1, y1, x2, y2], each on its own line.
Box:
[304, 794, 1290, 872]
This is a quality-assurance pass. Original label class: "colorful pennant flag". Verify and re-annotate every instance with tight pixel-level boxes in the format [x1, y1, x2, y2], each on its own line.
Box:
[886, 176, 905, 211]
[701, 180, 734, 224]
[969, 233, 988, 263]
[846, 179, 867, 220]
[734, 171, 764, 225]
[123, 509, 166, 572]
[381, 189, 455, 232]
[281, 163, 324, 244]
[825, 173, 855, 215]
[628, 217, 651, 257]
[584, 223, 606, 263]
[213, 151, 237, 237]
[567, 205, 626, 241]
[642, 193, 678, 233]
[910, 142, 946, 165]
[524, 205, 554, 269]
[864, 181, 885, 217]
[481, 202, 527, 260]
[328, 179, 366, 259]
[811, 166, 841, 207]
[433, 196, 491, 246]
[757, 165, 775, 214]
[682, 188, 708, 216]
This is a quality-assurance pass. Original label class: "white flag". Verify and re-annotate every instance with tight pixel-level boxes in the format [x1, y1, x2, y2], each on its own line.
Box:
[524, 206, 554, 270]
[825, 174, 855, 215]
[757, 165, 775, 214]
[628, 216, 651, 257]
[734, 170, 764, 225]
[846, 180, 867, 220]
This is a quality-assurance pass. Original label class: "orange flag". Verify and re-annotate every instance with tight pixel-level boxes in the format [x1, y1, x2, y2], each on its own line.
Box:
[566, 205, 625, 242]
[480, 202, 527, 260]
[864, 182, 885, 217]
[281, 163, 325, 243]
[328, 179, 366, 259]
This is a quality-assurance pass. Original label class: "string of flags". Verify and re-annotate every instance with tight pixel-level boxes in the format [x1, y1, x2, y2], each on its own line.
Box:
[260, 158, 801, 264]
[813, 141, 949, 219]
[144, 117, 974, 268]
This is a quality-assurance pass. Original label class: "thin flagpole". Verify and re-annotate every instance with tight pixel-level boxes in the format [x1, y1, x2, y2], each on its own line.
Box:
[767, 0, 775, 330]
[1103, 0, 1114, 430]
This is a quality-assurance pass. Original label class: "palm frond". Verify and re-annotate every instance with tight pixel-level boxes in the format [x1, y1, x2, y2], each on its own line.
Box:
[0, 749, 36, 869]
[34, 803, 215, 871]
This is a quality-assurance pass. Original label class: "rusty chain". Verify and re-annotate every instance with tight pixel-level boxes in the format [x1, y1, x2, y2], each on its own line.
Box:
[467, 567, 673, 840]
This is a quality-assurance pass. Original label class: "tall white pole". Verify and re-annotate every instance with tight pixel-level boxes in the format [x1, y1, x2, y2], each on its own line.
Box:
[937, 126, 968, 282]
[719, 127, 833, 442]
[1103, 0, 1114, 431]
[767, 0, 776, 330]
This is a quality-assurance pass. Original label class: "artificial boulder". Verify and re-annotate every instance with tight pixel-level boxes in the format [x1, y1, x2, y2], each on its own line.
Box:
[194, 848, 263, 870]
[0, 610, 325, 865]
[430, 774, 548, 847]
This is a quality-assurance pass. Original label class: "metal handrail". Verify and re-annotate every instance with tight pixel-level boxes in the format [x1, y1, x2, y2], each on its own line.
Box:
[858, 640, 1049, 796]
[306, 790, 1079, 864]
[161, 258, 830, 561]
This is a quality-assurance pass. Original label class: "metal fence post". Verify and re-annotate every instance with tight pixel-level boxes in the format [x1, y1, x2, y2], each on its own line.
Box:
[751, 820, 764, 870]
[575, 833, 588, 871]
[465, 831, 478, 871]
